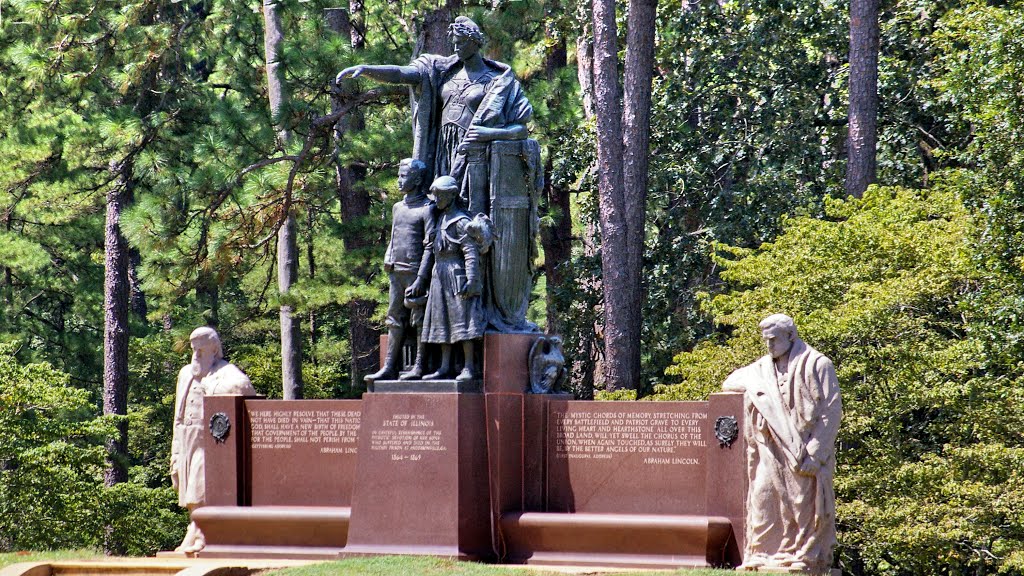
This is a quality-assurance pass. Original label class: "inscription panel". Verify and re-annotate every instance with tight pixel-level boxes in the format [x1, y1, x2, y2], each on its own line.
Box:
[369, 413, 448, 461]
[346, 393, 491, 551]
[554, 410, 707, 463]
[250, 408, 360, 454]
[247, 399, 362, 506]
[546, 401, 710, 515]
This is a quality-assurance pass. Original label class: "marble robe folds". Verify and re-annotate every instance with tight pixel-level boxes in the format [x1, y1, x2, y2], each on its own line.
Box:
[724, 338, 842, 571]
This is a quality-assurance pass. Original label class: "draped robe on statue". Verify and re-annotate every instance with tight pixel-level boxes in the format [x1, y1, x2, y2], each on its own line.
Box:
[409, 54, 541, 332]
[171, 361, 256, 508]
[723, 338, 842, 570]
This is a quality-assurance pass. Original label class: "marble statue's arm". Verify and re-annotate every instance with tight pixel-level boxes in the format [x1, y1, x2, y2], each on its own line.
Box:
[336, 64, 421, 86]
[722, 367, 748, 393]
[803, 357, 842, 467]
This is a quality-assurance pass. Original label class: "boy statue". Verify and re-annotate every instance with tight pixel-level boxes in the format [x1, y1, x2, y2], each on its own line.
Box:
[365, 158, 435, 383]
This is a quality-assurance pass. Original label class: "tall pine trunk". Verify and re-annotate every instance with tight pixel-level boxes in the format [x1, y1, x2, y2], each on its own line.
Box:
[415, 0, 460, 57]
[264, 0, 303, 399]
[540, 21, 572, 335]
[621, 0, 657, 393]
[103, 161, 131, 489]
[327, 6, 377, 388]
[846, 0, 879, 198]
[590, 0, 658, 391]
[572, 29, 600, 399]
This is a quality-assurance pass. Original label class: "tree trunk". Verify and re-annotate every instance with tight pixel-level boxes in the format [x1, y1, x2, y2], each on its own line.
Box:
[845, 0, 879, 198]
[591, 0, 656, 391]
[570, 21, 601, 398]
[196, 238, 219, 327]
[278, 214, 303, 399]
[348, 0, 365, 49]
[540, 27, 572, 335]
[414, 0, 460, 57]
[264, 0, 303, 399]
[327, 7, 377, 388]
[575, 31, 597, 120]
[127, 247, 147, 320]
[103, 161, 131, 490]
[620, 0, 657, 393]
[306, 204, 317, 364]
[591, 0, 634, 391]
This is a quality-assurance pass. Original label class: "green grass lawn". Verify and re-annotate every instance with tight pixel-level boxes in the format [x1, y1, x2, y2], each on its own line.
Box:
[263, 556, 735, 576]
[0, 550, 104, 569]
[0, 552, 735, 575]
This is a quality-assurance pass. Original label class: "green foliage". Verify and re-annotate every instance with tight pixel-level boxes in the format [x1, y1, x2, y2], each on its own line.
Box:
[594, 388, 637, 401]
[657, 185, 1024, 574]
[0, 344, 184, 553]
[0, 343, 107, 550]
[100, 483, 187, 556]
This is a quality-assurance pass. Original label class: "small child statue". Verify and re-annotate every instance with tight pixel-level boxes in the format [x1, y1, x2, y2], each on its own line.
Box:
[365, 158, 435, 383]
[420, 176, 487, 382]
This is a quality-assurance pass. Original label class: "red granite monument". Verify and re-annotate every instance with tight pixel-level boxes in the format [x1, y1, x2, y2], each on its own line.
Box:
[188, 333, 747, 568]
[185, 14, 749, 568]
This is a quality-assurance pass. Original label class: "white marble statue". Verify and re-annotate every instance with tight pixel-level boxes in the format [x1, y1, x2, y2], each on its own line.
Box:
[170, 326, 256, 553]
[723, 314, 842, 572]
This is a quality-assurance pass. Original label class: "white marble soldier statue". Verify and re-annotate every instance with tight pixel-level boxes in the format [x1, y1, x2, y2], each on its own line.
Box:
[723, 314, 842, 572]
[171, 326, 256, 553]
[365, 158, 436, 382]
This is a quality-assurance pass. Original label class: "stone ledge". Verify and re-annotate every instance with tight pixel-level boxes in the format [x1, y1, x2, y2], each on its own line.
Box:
[371, 379, 482, 393]
[500, 512, 734, 569]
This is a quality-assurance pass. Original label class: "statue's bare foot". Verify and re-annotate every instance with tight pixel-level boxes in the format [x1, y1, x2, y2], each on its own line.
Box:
[738, 554, 768, 570]
[183, 527, 206, 554]
[399, 365, 423, 380]
[175, 521, 197, 553]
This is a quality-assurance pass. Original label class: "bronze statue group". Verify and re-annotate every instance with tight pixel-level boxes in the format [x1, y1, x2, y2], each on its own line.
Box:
[337, 16, 540, 384]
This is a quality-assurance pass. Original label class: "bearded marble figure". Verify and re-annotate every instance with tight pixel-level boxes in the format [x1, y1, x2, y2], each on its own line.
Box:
[171, 326, 256, 553]
[722, 314, 842, 572]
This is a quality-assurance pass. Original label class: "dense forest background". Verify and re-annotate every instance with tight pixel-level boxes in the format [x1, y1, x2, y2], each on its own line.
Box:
[2, 0, 1024, 573]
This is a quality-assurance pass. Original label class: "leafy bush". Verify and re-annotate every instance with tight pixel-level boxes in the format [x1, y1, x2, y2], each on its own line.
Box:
[0, 344, 187, 554]
[0, 343, 108, 550]
[655, 185, 1024, 575]
[100, 483, 187, 556]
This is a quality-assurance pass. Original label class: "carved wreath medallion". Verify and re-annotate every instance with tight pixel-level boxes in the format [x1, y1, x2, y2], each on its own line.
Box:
[209, 412, 231, 443]
[714, 415, 739, 448]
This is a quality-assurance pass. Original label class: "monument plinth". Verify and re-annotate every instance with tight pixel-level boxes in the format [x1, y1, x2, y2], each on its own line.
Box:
[342, 392, 491, 559]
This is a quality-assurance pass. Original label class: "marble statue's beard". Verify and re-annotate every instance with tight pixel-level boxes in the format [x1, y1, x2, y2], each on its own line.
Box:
[190, 360, 211, 379]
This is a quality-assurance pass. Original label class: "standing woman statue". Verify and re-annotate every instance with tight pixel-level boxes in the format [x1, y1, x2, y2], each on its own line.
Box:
[335, 16, 532, 214]
[420, 176, 485, 382]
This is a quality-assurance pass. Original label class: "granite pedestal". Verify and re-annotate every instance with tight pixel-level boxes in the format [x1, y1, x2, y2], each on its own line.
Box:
[189, 334, 748, 569]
